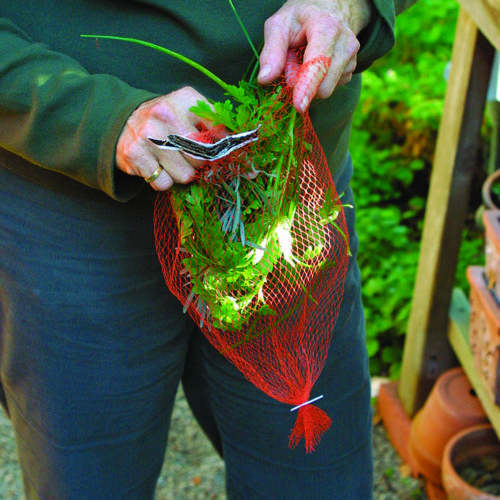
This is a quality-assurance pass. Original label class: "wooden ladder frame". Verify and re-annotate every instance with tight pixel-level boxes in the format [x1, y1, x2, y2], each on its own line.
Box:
[398, 1, 500, 427]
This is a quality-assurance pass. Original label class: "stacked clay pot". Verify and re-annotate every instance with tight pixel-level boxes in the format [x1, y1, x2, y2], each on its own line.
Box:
[408, 367, 489, 486]
[442, 424, 500, 500]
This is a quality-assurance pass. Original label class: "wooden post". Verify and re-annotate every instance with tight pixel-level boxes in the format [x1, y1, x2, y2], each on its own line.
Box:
[398, 9, 495, 416]
[458, 0, 500, 49]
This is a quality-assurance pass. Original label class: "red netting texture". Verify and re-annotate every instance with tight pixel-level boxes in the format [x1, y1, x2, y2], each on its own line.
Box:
[154, 54, 350, 452]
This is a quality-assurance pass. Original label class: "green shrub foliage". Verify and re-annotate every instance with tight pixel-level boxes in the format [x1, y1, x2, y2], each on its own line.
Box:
[351, 0, 485, 378]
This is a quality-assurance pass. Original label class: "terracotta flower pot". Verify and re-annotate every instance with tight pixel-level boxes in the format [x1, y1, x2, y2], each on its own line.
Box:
[468, 266, 500, 406]
[483, 211, 500, 301]
[483, 170, 500, 211]
[442, 424, 500, 500]
[408, 367, 489, 485]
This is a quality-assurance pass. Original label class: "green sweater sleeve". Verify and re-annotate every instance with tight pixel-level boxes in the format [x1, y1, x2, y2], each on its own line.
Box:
[0, 17, 158, 201]
[355, 0, 418, 72]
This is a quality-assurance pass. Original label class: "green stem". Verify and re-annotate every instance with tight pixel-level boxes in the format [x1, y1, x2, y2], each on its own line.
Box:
[80, 35, 236, 97]
[271, 107, 297, 220]
[226, 0, 260, 61]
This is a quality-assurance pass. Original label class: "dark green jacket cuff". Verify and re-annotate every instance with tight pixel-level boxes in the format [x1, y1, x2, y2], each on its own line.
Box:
[355, 0, 418, 73]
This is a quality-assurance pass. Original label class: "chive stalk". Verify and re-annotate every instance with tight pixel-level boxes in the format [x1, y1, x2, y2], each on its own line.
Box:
[80, 35, 237, 98]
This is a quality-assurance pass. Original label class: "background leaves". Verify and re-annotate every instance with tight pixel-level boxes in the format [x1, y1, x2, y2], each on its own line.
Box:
[352, 0, 487, 378]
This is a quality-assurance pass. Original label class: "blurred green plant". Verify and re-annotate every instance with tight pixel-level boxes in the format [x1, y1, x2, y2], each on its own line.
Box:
[351, 0, 486, 378]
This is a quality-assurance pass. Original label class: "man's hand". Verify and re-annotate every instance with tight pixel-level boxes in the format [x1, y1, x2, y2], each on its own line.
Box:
[116, 87, 211, 191]
[258, 0, 373, 113]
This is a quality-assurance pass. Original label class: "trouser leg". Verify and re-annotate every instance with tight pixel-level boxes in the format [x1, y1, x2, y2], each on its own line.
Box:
[0, 170, 193, 499]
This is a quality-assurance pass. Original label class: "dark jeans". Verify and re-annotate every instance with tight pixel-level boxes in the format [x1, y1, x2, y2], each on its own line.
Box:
[0, 159, 372, 499]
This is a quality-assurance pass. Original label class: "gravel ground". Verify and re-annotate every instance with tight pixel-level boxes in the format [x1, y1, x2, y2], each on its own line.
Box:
[0, 388, 427, 499]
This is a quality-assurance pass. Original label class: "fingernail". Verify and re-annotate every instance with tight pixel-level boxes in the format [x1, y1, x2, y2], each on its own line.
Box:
[294, 92, 308, 114]
[258, 64, 272, 81]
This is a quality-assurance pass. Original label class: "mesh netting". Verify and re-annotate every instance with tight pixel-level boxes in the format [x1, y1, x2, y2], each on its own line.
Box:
[154, 53, 350, 452]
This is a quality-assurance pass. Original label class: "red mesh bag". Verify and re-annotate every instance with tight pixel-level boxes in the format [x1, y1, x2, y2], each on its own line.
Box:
[154, 52, 350, 453]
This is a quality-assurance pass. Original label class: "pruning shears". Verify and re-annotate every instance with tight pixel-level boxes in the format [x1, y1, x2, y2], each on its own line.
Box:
[149, 126, 260, 161]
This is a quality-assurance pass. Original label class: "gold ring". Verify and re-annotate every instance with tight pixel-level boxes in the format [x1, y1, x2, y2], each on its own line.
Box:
[144, 165, 163, 183]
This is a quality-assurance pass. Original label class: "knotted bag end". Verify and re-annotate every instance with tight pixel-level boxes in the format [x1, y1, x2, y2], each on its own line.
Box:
[288, 404, 332, 453]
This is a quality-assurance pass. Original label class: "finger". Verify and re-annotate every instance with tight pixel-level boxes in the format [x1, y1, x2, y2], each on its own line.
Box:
[284, 49, 302, 88]
[284, 12, 338, 112]
[294, 53, 355, 113]
[146, 167, 174, 191]
[317, 54, 357, 96]
[336, 73, 353, 87]
[149, 87, 210, 126]
[295, 32, 359, 111]
[143, 152, 198, 192]
[292, 55, 331, 113]
[153, 150, 197, 184]
[258, 14, 293, 85]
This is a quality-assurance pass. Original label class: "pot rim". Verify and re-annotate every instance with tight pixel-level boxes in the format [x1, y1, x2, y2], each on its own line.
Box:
[442, 423, 500, 499]
[483, 169, 500, 210]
